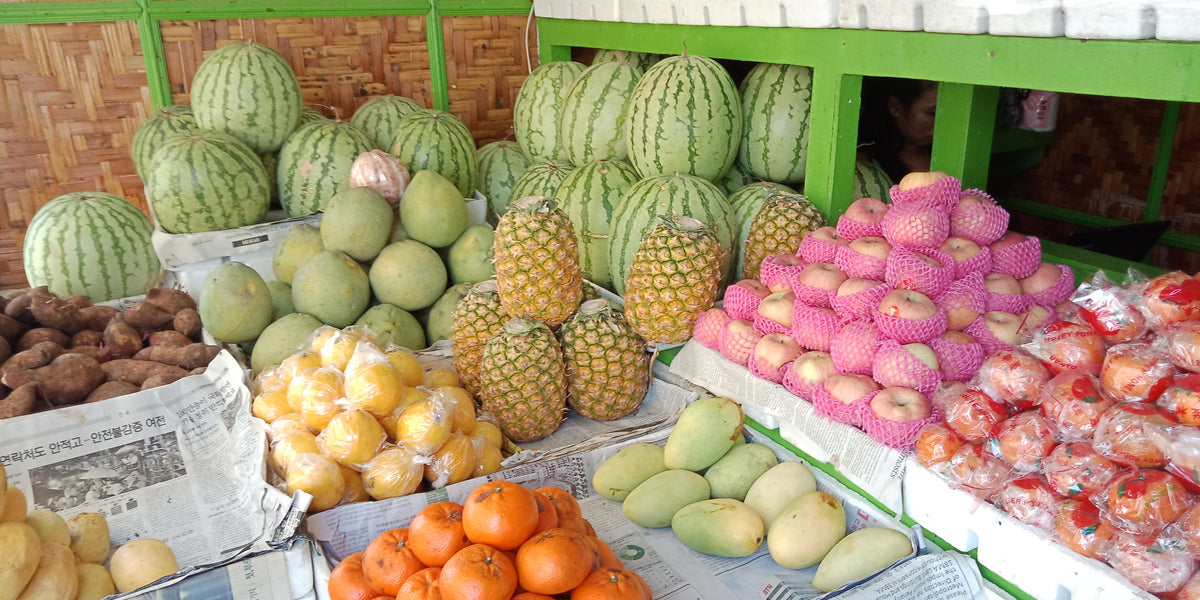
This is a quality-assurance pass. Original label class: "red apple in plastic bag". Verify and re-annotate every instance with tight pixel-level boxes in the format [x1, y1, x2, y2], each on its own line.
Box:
[349, 149, 410, 205]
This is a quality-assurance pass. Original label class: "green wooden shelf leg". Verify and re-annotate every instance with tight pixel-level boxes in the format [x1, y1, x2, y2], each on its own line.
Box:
[805, 70, 862, 220]
[427, 1, 450, 112]
[138, 0, 172, 109]
[539, 39, 572, 65]
[930, 83, 999, 189]
[1146, 100, 1181, 223]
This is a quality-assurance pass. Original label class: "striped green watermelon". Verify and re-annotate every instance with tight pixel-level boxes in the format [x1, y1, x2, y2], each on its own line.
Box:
[391, 109, 477, 197]
[624, 54, 742, 182]
[554, 160, 640, 289]
[608, 173, 736, 295]
[191, 41, 302, 154]
[513, 61, 586, 164]
[278, 120, 375, 217]
[716, 160, 753, 196]
[738, 63, 813, 183]
[593, 49, 664, 73]
[559, 61, 642, 165]
[727, 181, 798, 279]
[146, 130, 270, 233]
[131, 105, 197, 181]
[476, 140, 530, 221]
[852, 158, 893, 202]
[509, 162, 573, 200]
[260, 152, 279, 204]
[351, 95, 424, 150]
[299, 107, 328, 124]
[24, 192, 160, 302]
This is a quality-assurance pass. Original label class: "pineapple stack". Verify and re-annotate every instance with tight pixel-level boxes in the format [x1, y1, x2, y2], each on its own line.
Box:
[625, 215, 724, 344]
[743, 192, 825, 279]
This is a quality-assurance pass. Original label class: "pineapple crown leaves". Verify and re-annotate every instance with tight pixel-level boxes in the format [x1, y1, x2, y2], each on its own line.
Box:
[510, 195, 560, 214]
[502, 317, 553, 337]
[653, 212, 710, 235]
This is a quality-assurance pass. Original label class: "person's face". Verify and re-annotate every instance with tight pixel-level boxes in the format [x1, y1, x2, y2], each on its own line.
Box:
[890, 86, 938, 147]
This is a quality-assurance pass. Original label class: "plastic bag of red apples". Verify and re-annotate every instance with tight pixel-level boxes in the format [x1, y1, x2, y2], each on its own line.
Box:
[916, 267, 1200, 596]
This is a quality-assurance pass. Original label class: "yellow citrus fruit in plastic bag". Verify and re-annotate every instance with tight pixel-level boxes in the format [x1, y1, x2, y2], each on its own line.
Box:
[280, 351, 322, 382]
[397, 398, 453, 455]
[474, 440, 503, 478]
[339, 465, 370, 504]
[345, 362, 402, 418]
[424, 368, 460, 388]
[286, 453, 345, 512]
[308, 326, 338, 352]
[298, 368, 345, 429]
[474, 420, 504, 449]
[286, 366, 320, 412]
[252, 389, 291, 423]
[270, 413, 312, 439]
[424, 432, 479, 488]
[271, 432, 320, 477]
[387, 350, 424, 388]
[361, 446, 424, 500]
[254, 367, 287, 395]
[435, 387, 478, 434]
[379, 388, 429, 440]
[318, 408, 387, 467]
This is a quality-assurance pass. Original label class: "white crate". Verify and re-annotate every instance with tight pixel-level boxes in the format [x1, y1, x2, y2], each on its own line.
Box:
[1155, 0, 1200, 41]
[1062, 0, 1155, 40]
[838, 0, 924, 31]
[532, 0, 620, 21]
[923, 0, 989, 34]
[902, 456, 989, 552]
[987, 0, 1065, 37]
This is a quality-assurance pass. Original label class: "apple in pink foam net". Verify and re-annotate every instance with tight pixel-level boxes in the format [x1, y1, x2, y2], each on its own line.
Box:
[838, 278, 885, 297]
[939, 331, 977, 345]
[843, 197, 890, 224]
[799, 263, 848, 293]
[898, 171, 950, 191]
[757, 291, 797, 328]
[902, 342, 940, 371]
[985, 272, 1023, 296]
[1019, 263, 1063, 296]
[847, 236, 892, 261]
[809, 226, 848, 245]
[790, 351, 835, 389]
[989, 231, 1028, 253]
[732, 279, 772, 299]
[982, 311, 1024, 346]
[940, 236, 982, 263]
[824, 373, 881, 405]
[870, 387, 934, 422]
[752, 333, 803, 371]
[878, 289, 938, 321]
[1017, 306, 1053, 338]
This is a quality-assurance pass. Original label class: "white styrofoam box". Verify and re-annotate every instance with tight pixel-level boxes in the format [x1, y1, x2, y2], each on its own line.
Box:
[902, 456, 989, 552]
[986, 0, 1065, 37]
[162, 246, 278, 297]
[618, 0, 678, 24]
[1062, 0, 1155, 40]
[923, 0, 989, 34]
[838, 0, 924, 31]
[746, 0, 840, 28]
[533, 0, 620, 21]
[1155, 0, 1200, 41]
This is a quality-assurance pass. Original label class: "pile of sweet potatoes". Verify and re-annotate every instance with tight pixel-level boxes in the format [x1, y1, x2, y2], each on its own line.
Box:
[0, 287, 222, 419]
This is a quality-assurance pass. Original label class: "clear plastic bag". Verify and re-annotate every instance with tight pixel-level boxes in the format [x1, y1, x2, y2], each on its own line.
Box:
[343, 341, 403, 418]
[986, 412, 1058, 473]
[1099, 342, 1176, 403]
[1104, 531, 1196, 595]
[360, 445, 426, 500]
[948, 442, 1014, 499]
[423, 432, 482, 489]
[942, 387, 1009, 443]
[1072, 270, 1148, 344]
[395, 396, 453, 455]
[1037, 370, 1114, 442]
[316, 408, 388, 468]
[1025, 320, 1106, 375]
[974, 348, 1052, 410]
[1042, 442, 1119, 502]
[1162, 321, 1200, 375]
[992, 474, 1062, 531]
[1093, 402, 1179, 468]
[915, 423, 967, 469]
[1098, 468, 1193, 541]
[1054, 498, 1115, 560]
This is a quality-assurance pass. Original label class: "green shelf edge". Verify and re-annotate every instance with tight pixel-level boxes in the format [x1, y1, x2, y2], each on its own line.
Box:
[0, 1, 140, 24]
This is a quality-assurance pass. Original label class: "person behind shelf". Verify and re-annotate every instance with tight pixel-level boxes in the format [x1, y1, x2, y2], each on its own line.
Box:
[858, 77, 939, 183]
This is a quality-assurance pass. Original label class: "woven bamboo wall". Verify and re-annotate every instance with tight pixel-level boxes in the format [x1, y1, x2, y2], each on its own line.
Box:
[443, 15, 538, 146]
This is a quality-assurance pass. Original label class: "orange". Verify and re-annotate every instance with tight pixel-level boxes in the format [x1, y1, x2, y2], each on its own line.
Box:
[361, 528, 427, 596]
[1100, 342, 1176, 402]
[439, 544, 518, 600]
[328, 552, 375, 600]
[515, 528, 599, 595]
[569, 568, 649, 600]
[462, 481, 540, 550]
[513, 594, 558, 600]
[1037, 371, 1113, 440]
[1054, 499, 1115, 560]
[584, 536, 623, 569]
[942, 389, 1006, 444]
[980, 349, 1051, 409]
[1104, 469, 1191, 540]
[534, 487, 586, 535]
[531, 493, 559, 536]
[387, 350, 424, 388]
[408, 501, 472, 567]
[1032, 321, 1106, 375]
[582, 519, 596, 537]
[914, 423, 966, 467]
[990, 412, 1056, 472]
[395, 566, 442, 600]
[424, 368, 461, 388]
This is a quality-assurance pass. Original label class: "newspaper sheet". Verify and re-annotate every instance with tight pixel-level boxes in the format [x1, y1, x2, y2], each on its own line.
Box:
[0, 350, 304, 597]
[306, 428, 986, 600]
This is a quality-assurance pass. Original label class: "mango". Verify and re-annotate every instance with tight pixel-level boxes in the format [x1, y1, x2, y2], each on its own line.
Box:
[292, 250, 371, 327]
[355, 304, 425, 351]
[0, 522, 40, 600]
[733, 431, 746, 445]
[743, 461, 817, 528]
[593, 443, 668, 501]
[369, 240, 447, 311]
[400, 170, 468, 248]
[273, 223, 324, 284]
[670, 498, 764, 557]
[15, 542, 77, 600]
[76, 563, 117, 600]
[812, 527, 914, 592]
[704, 443, 778, 501]
[251, 313, 324, 374]
[663, 397, 743, 471]
[25, 510, 70, 546]
[447, 225, 495, 284]
[109, 538, 179, 593]
[320, 187, 394, 262]
[767, 491, 846, 569]
[424, 283, 472, 343]
[199, 262, 274, 344]
[266, 280, 295, 320]
[621, 469, 709, 528]
[67, 513, 110, 564]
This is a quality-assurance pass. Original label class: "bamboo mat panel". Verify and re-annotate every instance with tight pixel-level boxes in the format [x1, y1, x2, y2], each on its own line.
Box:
[442, 15, 537, 146]
[0, 21, 153, 290]
[161, 17, 434, 122]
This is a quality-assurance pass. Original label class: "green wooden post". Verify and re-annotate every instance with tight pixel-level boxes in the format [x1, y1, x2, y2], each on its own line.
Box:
[1146, 100, 1181, 223]
[138, 0, 172, 109]
[426, 1, 450, 111]
[805, 70, 863, 220]
[930, 83, 999, 189]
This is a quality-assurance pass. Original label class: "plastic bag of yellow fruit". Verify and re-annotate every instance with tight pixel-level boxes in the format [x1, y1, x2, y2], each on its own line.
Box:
[339, 465, 370, 503]
[270, 431, 319, 478]
[385, 346, 424, 388]
[474, 434, 504, 478]
[298, 366, 346, 431]
[285, 453, 345, 512]
[315, 326, 378, 372]
[269, 413, 312, 439]
[379, 387, 428, 440]
[251, 386, 291, 423]
[361, 445, 426, 500]
[316, 408, 387, 467]
[424, 432, 482, 489]
[395, 396, 453, 455]
[424, 367, 461, 388]
[431, 386, 478, 434]
[343, 342, 402, 418]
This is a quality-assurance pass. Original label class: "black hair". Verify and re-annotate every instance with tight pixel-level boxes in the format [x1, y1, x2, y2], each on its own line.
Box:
[858, 77, 938, 182]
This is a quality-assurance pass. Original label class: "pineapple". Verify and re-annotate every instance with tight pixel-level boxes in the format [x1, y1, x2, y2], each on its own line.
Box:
[493, 196, 583, 327]
[450, 280, 507, 396]
[624, 215, 722, 344]
[743, 192, 825, 280]
[479, 318, 569, 442]
[559, 299, 650, 421]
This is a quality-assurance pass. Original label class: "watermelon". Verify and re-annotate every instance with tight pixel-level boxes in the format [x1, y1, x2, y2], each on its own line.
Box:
[190, 41, 302, 154]
[513, 61, 586, 164]
[716, 160, 753, 196]
[555, 160, 640, 289]
[738, 63, 813, 183]
[278, 120, 375, 217]
[299, 107, 328, 124]
[391, 109, 478, 197]
[146, 130, 270, 233]
[727, 181, 798, 278]
[608, 173, 736, 295]
[23, 192, 160, 302]
[853, 158, 893, 202]
[131, 105, 196, 181]
[476, 140, 530, 221]
[624, 54, 742, 182]
[260, 152, 279, 204]
[593, 49, 664, 73]
[351, 95, 424, 150]
[509, 162, 574, 200]
[559, 62, 642, 165]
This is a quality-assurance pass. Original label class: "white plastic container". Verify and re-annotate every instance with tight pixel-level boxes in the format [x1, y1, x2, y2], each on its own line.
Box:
[986, 0, 1065, 37]
[532, 0, 620, 22]
[901, 456, 989, 552]
[1062, 0, 1156, 40]
[923, 0, 989, 34]
[838, 0, 924, 31]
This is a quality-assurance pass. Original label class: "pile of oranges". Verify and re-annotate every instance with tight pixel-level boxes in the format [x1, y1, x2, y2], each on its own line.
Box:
[328, 481, 651, 600]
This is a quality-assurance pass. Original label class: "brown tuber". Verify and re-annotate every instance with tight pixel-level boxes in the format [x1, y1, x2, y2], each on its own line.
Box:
[85, 381, 140, 404]
[145, 288, 197, 314]
[17, 328, 70, 352]
[3, 353, 105, 406]
[71, 330, 104, 348]
[101, 360, 187, 386]
[122, 301, 176, 331]
[0, 314, 22, 344]
[103, 319, 143, 359]
[78, 306, 120, 332]
[3, 287, 43, 323]
[141, 372, 187, 390]
[173, 309, 202, 339]
[30, 294, 84, 334]
[133, 343, 220, 371]
[3, 342, 65, 375]
[148, 330, 191, 348]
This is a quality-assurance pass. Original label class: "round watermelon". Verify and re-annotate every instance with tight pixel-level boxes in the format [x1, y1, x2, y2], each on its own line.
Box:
[190, 41, 302, 154]
[555, 159, 640, 289]
[593, 49, 664, 73]
[391, 109, 478, 197]
[716, 160, 753, 196]
[299, 106, 328, 124]
[278, 120, 375, 217]
[476, 140, 530, 221]
[853, 158, 893, 202]
[513, 61, 586, 164]
[131, 105, 196, 181]
[559, 61, 642, 165]
[623, 54, 742, 182]
[738, 63, 813, 183]
[24, 192, 160, 302]
[146, 129, 270, 233]
[727, 181, 798, 279]
[351, 95, 424, 151]
[509, 162, 574, 201]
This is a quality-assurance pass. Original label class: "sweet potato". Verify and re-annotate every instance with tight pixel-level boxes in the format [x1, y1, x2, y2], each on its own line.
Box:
[146, 288, 197, 314]
[101, 360, 187, 386]
[173, 308, 202, 339]
[189, 367, 206, 376]
[71, 330, 103, 347]
[103, 319, 142, 359]
[0, 314, 22, 344]
[66, 346, 114, 363]
[3, 287, 41, 323]
[132, 343, 220, 371]
[78, 306, 119, 332]
[85, 381, 139, 404]
[148, 330, 191, 348]
[30, 294, 84, 334]
[0, 337, 10, 366]
[121, 301, 175, 331]
[3, 354, 104, 406]
[0, 383, 38, 418]
[2, 342, 64, 375]
[61, 295, 92, 309]
[17, 328, 70, 352]
[141, 372, 187, 390]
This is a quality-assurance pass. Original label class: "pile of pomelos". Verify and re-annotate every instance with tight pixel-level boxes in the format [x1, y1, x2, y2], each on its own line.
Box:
[328, 480, 650, 600]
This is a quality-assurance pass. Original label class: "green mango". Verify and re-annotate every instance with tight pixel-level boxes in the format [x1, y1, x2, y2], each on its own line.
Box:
[663, 397, 743, 471]
[704, 444, 778, 501]
[621, 469, 709, 528]
[593, 444, 667, 501]
[671, 498, 764, 557]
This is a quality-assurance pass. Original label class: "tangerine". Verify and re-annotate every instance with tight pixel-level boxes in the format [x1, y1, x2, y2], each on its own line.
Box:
[1100, 342, 1175, 403]
[948, 443, 1012, 499]
[1029, 321, 1106, 375]
[328, 552, 375, 600]
[989, 412, 1057, 472]
[979, 349, 1051, 409]
[534, 487, 586, 535]
[1093, 402, 1179, 468]
[407, 501, 471, 567]
[439, 544, 518, 600]
[362, 528, 427, 596]
[1042, 442, 1119, 501]
[515, 528, 599, 595]
[1103, 469, 1192, 541]
[569, 567, 649, 600]
[1141, 271, 1200, 329]
[1054, 499, 1115, 560]
[991, 475, 1062, 530]
[1037, 370, 1113, 441]
[394, 566, 442, 600]
[512, 594, 558, 600]
[914, 423, 966, 467]
[462, 481, 539, 550]
[942, 388, 1007, 443]
[531, 492, 559, 536]
[387, 350, 424, 388]
[585, 536, 623, 569]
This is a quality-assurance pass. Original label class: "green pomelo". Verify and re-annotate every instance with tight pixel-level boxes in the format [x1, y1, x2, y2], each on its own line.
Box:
[199, 262, 275, 344]
[446, 225, 495, 285]
[424, 283, 472, 344]
[266, 280, 295, 320]
[250, 313, 324, 373]
[273, 223, 324, 285]
[355, 303, 426, 351]
[290, 250, 371, 327]
[320, 187, 394, 262]
[368, 240, 448, 311]
[399, 170, 468, 249]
